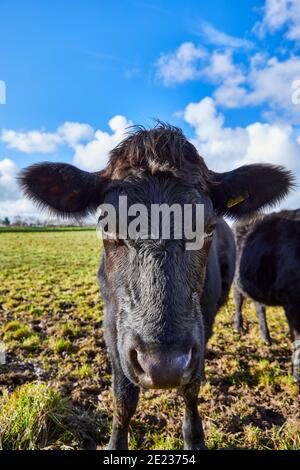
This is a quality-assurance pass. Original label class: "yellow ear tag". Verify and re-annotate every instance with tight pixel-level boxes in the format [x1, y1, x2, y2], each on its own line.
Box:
[227, 194, 247, 208]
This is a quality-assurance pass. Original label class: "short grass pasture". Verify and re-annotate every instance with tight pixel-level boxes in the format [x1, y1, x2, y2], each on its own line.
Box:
[0, 230, 299, 450]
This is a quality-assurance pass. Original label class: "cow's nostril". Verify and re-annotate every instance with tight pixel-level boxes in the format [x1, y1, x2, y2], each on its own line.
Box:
[129, 349, 144, 376]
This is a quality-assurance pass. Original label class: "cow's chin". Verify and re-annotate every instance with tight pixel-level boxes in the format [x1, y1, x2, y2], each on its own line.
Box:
[139, 376, 194, 390]
[123, 371, 191, 390]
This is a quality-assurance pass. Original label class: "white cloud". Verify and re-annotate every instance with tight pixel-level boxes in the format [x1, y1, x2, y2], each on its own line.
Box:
[1, 121, 95, 154]
[255, 0, 300, 41]
[156, 42, 245, 88]
[1, 103, 299, 220]
[200, 22, 253, 49]
[0, 158, 37, 219]
[157, 40, 300, 121]
[184, 97, 250, 171]
[0, 116, 132, 218]
[214, 55, 300, 122]
[183, 97, 300, 210]
[0, 198, 38, 219]
[202, 50, 245, 86]
[155, 14, 300, 122]
[156, 42, 208, 85]
[247, 56, 300, 111]
[0, 116, 131, 173]
[0, 158, 19, 202]
[1, 129, 62, 153]
[57, 122, 94, 147]
[155, 22, 252, 87]
[73, 115, 132, 171]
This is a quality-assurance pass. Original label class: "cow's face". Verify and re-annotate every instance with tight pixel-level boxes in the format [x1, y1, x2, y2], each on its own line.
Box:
[99, 175, 215, 389]
[20, 125, 293, 389]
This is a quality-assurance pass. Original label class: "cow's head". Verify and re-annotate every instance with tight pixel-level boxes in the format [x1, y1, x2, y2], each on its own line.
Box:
[20, 124, 293, 389]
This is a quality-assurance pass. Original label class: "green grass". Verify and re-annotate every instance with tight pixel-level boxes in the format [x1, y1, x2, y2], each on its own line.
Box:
[0, 226, 94, 233]
[71, 364, 95, 379]
[4, 321, 31, 340]
[51, 338, 72, 354]
[0, 230, 299, 450]
[0, 382, 76, 450]
[3, 321, 41, 351]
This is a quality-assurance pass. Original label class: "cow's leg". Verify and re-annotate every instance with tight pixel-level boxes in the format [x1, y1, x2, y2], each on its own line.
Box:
[284, 307, 295, 341]
[254, 302, 272, 345]
[181, 380, 206, 450]
[284, 305, 300, 387]
[293, 336, 300, 387]
[234, 286, 245, 334]
[107, 360, 140, 450]
[288, 323, 295, 341]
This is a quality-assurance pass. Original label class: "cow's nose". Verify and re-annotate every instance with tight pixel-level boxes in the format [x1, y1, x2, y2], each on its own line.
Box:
[129, 348, 195, 389]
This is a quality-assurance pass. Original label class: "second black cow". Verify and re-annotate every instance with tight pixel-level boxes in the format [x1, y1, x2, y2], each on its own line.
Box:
[233, 209, 300, 386]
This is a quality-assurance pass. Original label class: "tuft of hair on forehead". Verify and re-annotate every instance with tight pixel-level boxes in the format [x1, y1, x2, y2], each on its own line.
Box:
[103, 121, 213, 189]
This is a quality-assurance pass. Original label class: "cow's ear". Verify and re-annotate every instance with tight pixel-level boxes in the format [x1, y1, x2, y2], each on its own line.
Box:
[19, 162, 110, 218]
[209, 164, 294, 217]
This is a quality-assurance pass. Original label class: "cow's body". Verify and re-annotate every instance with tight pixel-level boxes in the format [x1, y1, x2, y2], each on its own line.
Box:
[200, 219, 236, 341]
[233, 209, 300, 385]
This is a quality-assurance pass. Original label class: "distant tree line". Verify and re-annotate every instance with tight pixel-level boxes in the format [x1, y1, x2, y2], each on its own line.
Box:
[1, 217, 10, 226]
[0, 216, 93, 228]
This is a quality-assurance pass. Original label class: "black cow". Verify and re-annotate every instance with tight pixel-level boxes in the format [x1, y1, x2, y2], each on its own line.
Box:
[233, 209, 300, 386]
[20, 124, 293, 449]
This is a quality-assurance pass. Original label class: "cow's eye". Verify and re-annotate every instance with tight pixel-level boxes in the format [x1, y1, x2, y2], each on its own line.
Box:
[108, 238, 123, 248]
[204, 224, 216, 239]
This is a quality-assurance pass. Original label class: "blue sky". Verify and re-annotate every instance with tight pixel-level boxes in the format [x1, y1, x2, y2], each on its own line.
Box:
[1, 0, 300, 219]
[0, 0, 261, 130]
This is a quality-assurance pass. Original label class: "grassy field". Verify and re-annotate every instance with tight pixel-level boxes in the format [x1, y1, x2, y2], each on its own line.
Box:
[0, 230, 299, 450]
[0, 226, 95, 233]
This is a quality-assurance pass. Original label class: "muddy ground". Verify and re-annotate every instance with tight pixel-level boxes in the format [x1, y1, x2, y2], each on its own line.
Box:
[0, 230, 299, 450]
